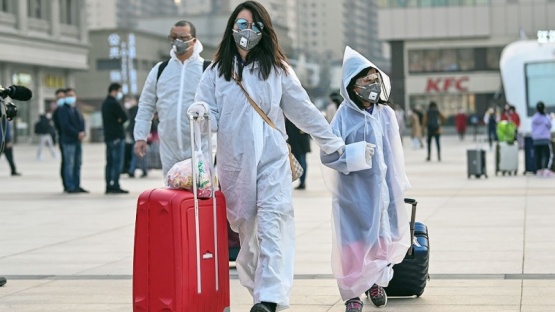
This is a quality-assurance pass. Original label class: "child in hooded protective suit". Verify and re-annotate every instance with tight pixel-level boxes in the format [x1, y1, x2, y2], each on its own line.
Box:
[321, 47, 411, 311]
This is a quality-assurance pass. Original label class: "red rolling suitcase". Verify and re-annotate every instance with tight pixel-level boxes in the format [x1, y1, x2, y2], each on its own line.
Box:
[133, 113, 230, 312]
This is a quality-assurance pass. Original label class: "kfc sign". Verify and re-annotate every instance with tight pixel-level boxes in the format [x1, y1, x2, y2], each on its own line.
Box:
[425, 76, 469, 93]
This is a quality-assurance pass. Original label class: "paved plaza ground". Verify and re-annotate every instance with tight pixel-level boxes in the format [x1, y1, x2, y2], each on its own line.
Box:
[1, 135, 555, 311]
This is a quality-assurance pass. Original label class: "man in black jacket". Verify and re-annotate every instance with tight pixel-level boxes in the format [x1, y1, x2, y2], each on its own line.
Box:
[101, 83, 129, 194]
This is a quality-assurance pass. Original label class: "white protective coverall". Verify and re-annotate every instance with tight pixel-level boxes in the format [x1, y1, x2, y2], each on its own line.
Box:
[320, 46, 411, 300]
[134, 41, 207, 176]
[194, 59, 345, 310]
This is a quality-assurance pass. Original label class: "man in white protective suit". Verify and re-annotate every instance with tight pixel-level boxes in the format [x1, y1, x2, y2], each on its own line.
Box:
[188, 2, 371, 312]
[134, 20, 208, 176]
[320, 46, 411, 311]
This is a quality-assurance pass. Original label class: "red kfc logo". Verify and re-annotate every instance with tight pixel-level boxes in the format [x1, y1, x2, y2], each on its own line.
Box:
[426, 77, 469, 92]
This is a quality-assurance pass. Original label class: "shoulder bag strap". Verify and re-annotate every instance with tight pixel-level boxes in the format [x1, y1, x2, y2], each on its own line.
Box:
[232, 73, 277, 130]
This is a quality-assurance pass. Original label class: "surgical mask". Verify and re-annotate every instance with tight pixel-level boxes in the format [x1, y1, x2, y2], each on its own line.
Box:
[172, 38, 194, 55]
[232, 29, 262, 51]
[124, 101, 131, 109]
[65, 96, 76, 106]
[57, 98, 65, 106]
[116, 92, 123, 101]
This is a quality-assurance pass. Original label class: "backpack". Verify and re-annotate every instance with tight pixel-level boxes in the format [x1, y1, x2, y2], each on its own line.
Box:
[426, 110, 440, 133]
[156, 59, 212, 82]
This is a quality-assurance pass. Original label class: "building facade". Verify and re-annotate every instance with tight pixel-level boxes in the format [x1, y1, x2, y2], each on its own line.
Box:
[378, 0, 555, 124]
[86, 0, 177, 30]
[0, 0, 88, 142]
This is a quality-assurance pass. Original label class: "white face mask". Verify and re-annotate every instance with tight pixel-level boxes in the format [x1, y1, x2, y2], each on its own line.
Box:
[116, 91, 123, 101]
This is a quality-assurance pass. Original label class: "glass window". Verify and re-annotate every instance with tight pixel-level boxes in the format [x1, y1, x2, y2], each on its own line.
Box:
[485, 47, 502, 69]
[410, 93, 477, 125]
[60, 0, 77, 25]
[525, 61, 555, 116]
[408, 50, 425, 73]
[440, 49, 459, 71]
[423, 50, 441, 72]
[457, 49, 475, 71]
[1, 0, 13, 13]
[96, 59, 121, 70]
[28, 0, 48, 19]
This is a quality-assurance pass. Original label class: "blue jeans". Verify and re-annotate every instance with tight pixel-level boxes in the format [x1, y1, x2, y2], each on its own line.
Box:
[105, 139, 125, 189]
[128, 141, 148, 175]
[61, 143, 82, 191]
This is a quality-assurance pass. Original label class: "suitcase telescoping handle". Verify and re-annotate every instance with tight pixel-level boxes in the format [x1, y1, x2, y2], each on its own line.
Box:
[189, 112, 220, 293]
[404, 198, 417, 256]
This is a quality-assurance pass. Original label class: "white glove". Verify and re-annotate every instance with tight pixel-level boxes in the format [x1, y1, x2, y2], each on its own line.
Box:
[187, 101, 209, 120]
[365, 143, 376, 164]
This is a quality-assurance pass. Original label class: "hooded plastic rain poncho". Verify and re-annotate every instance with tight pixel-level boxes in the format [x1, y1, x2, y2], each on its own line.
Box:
[320, 46, 411, 300]
[194, 59, 345, 310]
[134, 41, 206, 176]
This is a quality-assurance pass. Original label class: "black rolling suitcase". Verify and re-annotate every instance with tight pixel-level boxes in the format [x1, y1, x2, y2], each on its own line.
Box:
[523, 136, 536, 174]
[383, 198, 430, 297]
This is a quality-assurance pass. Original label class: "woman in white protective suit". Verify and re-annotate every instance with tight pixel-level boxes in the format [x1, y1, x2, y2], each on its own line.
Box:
[320, 47, 412, 311]
[187, 2, 369, 312]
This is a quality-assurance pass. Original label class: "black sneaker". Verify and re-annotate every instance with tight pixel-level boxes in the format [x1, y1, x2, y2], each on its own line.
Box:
[365, 284, 387, 308]
[106, 188, 129, 194]
[0, 276, 6, 287]
[345, 298, 363, 312]
[250, 302, 276, 312]
[78, 187, 89, 193]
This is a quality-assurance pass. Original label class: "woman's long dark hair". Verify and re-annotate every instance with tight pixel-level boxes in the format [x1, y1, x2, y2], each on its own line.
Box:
[213, 1, 288, 81]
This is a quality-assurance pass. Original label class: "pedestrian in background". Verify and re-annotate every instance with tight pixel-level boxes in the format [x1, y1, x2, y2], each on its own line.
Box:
[125, 96, 147, 178]
[52, 88, 67, 191]
[393, 103, 406, 142]
[0, 120, 21, 176]
[423, 101, 446, 161]
[57, 87, 88, 194]
[326, 91, 342, 123]
[470, 112, 480, 142]
[454, 108, 467, 141]
[285, 118, 310, 190]
[484, 106, 499, 150]
[101, 83, 129, 194]
[409, 106, 423, 149]
[531, 101, 554, 177]
[34, 111, 58, 160]
[188, 2, 348, 311]
[320, 46, 410, 311]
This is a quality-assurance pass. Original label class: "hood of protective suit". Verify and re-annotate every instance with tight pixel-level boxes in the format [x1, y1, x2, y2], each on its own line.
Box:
[169, 39, 204, 61]
[340, 46, 391, 113]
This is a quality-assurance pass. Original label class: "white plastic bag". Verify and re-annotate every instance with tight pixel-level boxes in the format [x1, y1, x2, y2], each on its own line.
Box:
[165, 120, 214, 198]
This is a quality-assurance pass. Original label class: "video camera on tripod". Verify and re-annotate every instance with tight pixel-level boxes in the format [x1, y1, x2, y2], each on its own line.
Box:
[1, 84, 33, 153]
